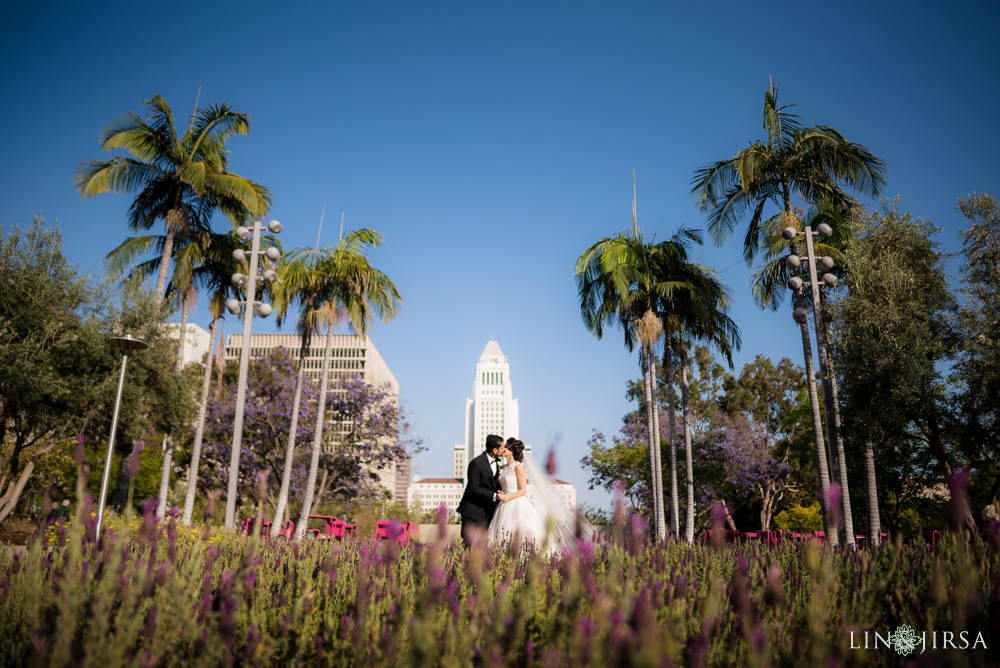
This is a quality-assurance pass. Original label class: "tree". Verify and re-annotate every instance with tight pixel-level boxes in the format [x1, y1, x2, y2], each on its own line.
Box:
[832, 200, 963, 532]
[320, 374, 420, 506]
[0, 217, 99, 522]
[580, 409, 670, 520]
[954, 194, 1000, 511]
[0, 217, 196, 522]
[720, 355, 805, 446]
[691, 81, 888, 546]
[576, 216, 703, 538]
[196, 348, 322, 515]
[75, 94, 270, 303]
[77, 94, 272, 519]
[104, 223, 279, 519]
[281, 229, 402, 540]
[178, 230, 259, 524]
[693, 413, 792, 532]
[669, 266, 741, 542]
[750, 197, 858, 543]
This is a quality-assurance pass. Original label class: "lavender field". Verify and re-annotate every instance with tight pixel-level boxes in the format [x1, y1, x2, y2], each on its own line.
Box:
[2, 508, 998, 667]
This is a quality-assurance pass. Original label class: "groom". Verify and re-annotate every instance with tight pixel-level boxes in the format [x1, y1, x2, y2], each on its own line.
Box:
[456, 434, 504, 547]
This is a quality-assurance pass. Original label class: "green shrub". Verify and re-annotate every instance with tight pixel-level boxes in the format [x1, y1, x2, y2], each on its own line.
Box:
[773, 501, 824, 532]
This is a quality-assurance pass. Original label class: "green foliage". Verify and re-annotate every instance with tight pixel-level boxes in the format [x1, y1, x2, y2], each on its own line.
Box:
[773, 502, 823, 533]
[832, 200, 958, 532]
[0, 216, 198, 522]
[953, 193, 1000, 506]
[691, 81, 887, 265]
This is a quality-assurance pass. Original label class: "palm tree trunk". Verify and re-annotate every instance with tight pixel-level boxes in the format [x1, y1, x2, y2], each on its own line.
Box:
[271, 333, 311, 538]
[649, 345, 666, 539]
[175, 292, 191, 372]
[181, 316, 219, 525]
[642, 344, 664, 538]
[295, 321, 335, 540]
[664, 337, 679, 536]
[154, 226, 176, 305]
[818, 295, 854, 546]
[680, 347, 695, 543]
[864, 441, 880, 547]
[155, 293, 192, 517]
[794, 285, 836, 546]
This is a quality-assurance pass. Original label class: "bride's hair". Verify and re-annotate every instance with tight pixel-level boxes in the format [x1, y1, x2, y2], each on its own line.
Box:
[507, 439, 525, 462]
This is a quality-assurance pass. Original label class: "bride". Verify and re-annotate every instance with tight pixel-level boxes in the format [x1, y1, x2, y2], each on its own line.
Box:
[488, 438, 588, 550]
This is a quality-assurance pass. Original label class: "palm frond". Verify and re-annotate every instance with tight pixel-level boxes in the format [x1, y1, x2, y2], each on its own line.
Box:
[104, 235, 163, 278]
[74, 158, 161, 199]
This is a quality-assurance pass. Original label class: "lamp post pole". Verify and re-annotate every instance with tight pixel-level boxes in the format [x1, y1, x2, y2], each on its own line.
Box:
[96, 335, 147, 538]
[224, 219, 282, 529]
[784, 222, 846, 547]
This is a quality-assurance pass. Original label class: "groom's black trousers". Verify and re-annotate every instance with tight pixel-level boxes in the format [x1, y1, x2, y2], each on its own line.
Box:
[460, 515, 490, 548]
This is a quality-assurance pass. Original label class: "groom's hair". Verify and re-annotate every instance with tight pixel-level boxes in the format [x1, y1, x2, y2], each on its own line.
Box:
[485, 434, 504, 452]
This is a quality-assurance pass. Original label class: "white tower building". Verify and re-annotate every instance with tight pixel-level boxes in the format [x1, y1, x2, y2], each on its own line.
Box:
[411, 339, 577, 520]
[453, 340, 521, 479]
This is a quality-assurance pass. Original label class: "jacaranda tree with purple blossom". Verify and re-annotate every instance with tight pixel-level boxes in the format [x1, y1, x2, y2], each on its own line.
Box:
[693, 413, 792, 531]
[319, 374, 421, 505]
[197, 348, 323, 518]
[581, 406, 673, 521]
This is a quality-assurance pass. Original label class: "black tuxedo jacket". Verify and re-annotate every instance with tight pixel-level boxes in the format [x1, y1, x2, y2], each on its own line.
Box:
[456, 451, 501, 522]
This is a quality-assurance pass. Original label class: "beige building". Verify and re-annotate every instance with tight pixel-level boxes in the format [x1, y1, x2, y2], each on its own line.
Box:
[224, 333, 404, 498]
[165, 322, 212, 368]
[224, 333, 397, 393]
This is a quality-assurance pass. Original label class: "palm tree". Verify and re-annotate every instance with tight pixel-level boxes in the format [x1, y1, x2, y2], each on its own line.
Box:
[78, 94, 270, 520]
[691, 81, 887, 546]
[76, 94, 271, 303]
[670, 268, 740, 543]
[267, 285, 320, 538]
[576, 196, 705, 538]
[281, 228, 402, 540]
[751, 198, 858, 544]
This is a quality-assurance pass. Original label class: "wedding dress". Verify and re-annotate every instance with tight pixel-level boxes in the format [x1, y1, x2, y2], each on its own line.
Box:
[488, 454, 592, 550]
[488, 460, 549, 549]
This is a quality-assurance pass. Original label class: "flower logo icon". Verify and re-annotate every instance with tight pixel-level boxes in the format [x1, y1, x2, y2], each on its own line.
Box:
[891, 625, 919, 656]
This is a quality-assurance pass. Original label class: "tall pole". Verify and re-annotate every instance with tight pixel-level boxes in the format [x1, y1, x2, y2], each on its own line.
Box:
[802, 228, 836, 481]
[225, 221, 262, 529]
[805, 226, 854, 546]
[786, 222, 843, 548]
[223, 219, 281, 529]
[96, 335, 147, 538]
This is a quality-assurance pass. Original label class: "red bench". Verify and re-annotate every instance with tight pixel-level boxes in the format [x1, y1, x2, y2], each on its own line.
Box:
[376, 520, 417, 543]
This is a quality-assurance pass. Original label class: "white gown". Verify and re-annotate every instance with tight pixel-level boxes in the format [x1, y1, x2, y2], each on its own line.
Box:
[488, 461, 549, 549]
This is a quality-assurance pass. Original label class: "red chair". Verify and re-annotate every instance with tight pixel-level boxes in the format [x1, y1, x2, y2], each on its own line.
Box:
[375, 520, 416, 543]
[277, 520, 295, 540]
[327, 520, 357, 540]
[242, 517, 271, 538]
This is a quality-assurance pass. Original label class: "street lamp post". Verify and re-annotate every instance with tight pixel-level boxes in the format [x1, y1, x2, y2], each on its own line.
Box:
[783, 222, 849, 546]
[223, 219, 282, 529]
[96, 334, 148, 538]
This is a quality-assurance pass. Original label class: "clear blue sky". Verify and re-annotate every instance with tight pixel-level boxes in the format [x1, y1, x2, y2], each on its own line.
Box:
[3, 2, 998, 511]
